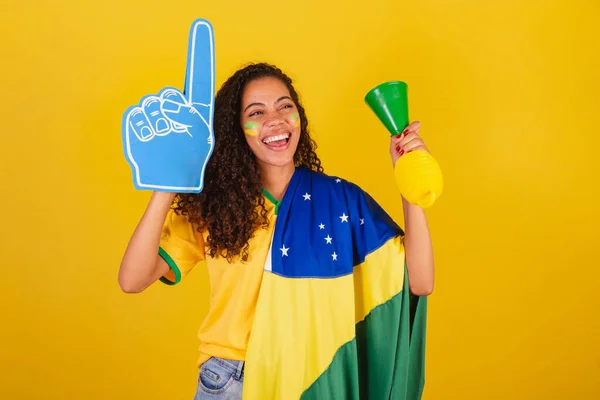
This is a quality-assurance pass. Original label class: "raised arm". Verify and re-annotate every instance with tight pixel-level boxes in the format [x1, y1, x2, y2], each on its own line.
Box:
[118, 192, 175, 293]
[390, 121, 435, 296]
[401, 198, 435, 295]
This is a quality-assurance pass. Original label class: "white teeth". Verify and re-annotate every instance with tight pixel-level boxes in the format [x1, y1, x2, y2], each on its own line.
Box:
[263, 133, 290, 144]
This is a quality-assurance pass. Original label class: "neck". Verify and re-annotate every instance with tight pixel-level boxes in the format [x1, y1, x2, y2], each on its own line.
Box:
[259, 162, 296, 201]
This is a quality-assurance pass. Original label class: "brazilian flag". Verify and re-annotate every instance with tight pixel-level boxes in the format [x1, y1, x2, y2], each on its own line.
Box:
[242, 168, 427, 399]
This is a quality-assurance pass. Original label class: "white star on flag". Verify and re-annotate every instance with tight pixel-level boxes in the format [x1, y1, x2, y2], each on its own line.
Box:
[325, 235, 332, 244]
[319, 223, 325, 230]
[280, 245, 289, 257]
[360, 218, 364, 225]
[332, 252, 338, 261]
[335, 178, 341, 183]
[340, 213, 349, 223]
[303, 193, 311, 201]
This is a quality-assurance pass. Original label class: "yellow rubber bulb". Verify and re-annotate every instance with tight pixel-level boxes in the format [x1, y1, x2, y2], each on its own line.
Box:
[394, 149, 443, 208]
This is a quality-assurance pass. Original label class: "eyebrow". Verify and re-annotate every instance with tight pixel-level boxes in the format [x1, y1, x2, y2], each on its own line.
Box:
[243, 96, 293, 112]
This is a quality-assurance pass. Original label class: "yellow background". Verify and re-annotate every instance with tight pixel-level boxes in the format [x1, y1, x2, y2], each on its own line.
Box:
[1, 0, 599, 398]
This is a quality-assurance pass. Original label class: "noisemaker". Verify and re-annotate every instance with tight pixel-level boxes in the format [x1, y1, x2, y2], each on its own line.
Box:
[365, 81, 443, 208]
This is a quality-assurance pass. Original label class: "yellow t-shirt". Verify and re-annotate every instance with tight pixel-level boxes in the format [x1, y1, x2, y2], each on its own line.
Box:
[158, 191, 279, 367]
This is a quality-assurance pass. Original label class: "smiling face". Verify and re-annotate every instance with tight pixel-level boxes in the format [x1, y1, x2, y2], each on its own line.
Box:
[240, 76, 302, 169]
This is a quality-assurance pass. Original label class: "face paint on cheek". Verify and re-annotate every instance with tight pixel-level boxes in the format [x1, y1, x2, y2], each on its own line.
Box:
[290, 112, 300, 128]
[243, 121, 259, 136]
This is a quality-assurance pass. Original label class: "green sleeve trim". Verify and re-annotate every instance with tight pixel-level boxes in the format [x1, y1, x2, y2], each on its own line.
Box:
[262, 188, 281, 215]
[158, 246, 182, 285]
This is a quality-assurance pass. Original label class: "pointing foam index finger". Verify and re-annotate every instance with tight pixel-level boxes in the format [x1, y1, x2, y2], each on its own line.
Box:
[184, 19, 215, 107]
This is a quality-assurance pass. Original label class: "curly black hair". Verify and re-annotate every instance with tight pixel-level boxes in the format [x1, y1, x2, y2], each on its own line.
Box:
[173, 62, 324, 262]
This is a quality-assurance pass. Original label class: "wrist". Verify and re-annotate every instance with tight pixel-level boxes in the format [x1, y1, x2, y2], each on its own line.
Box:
[151, 191, 177, 207]
[401, 195, 424, 213]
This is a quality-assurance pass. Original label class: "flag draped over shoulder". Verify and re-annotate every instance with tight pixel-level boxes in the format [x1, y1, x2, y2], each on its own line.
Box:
[242, 168, 428, 400]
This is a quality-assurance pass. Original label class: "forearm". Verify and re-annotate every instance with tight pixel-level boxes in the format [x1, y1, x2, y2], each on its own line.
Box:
[118, 192, 175, 293]
[402, 196, 435, 295]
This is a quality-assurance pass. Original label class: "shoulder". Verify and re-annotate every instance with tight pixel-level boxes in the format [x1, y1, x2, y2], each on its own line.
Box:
[286, 169, 402, 266]
[299, 167, 359, 188]
[297, 168, 393, 224]
[165, 207, 191, 225]
[301, 167, 398, 219]
[163, 207, 204, 238]
[300, 168, 369, 199]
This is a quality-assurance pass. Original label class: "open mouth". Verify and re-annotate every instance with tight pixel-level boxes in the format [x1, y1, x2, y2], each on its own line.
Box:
[262, 132, 291, 150]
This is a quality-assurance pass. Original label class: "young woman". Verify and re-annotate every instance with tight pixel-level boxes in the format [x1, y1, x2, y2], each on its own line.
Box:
[119, 63, 435, 400]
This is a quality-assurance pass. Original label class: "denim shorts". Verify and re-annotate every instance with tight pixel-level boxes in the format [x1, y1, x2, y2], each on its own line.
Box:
[193, 357, 244, 400]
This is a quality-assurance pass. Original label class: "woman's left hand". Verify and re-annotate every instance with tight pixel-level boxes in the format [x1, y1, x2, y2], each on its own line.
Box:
[389, 121, 430, 167]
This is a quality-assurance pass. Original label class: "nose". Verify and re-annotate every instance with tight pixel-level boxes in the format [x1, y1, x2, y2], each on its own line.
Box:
[265, 111, 284, 127]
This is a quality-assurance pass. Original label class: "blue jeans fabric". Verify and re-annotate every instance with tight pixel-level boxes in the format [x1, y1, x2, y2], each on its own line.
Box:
[193, 357, 244, 400]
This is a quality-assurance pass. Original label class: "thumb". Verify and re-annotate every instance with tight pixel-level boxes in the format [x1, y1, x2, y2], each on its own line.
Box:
[158, 88, 205, 128]
[161, 100, 202, 127]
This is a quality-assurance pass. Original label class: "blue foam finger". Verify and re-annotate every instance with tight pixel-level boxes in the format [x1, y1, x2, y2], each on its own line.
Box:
[122, 18, 216, 194]
[160, 87, 187, 104]
[161, 100, 182, 113]
[128, 108, 154, 142]
[142, 96, 170, 136]
[185, 19, 215, 108]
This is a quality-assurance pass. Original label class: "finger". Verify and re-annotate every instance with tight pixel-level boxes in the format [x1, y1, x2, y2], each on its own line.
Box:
[161, 96, 207, 131]
[127, 107, 155, 142]
[142, 96, 170, 137]
[392, 122, 421, 143]
[184, 19, 215, 108]
[161, 100, 193, 126]
[397, 131, 420, 147]
[394, 143, 427, 157]
[402, 141, 428, 153]
[161, 88, 187, 104]
[160, 89, 189, 132]
[404, 120, 421, 133]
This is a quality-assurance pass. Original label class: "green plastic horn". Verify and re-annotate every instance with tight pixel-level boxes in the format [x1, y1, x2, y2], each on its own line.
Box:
[365, 81, 409, 135]
[365, 81, 444, 208]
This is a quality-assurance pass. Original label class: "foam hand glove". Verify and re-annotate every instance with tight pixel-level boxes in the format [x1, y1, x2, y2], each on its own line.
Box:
[122, 19, 215, 193]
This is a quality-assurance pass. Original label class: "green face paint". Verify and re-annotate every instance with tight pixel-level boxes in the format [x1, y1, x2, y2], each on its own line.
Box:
[244, 121, 259, 136]
[290, 112, 300, 128]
